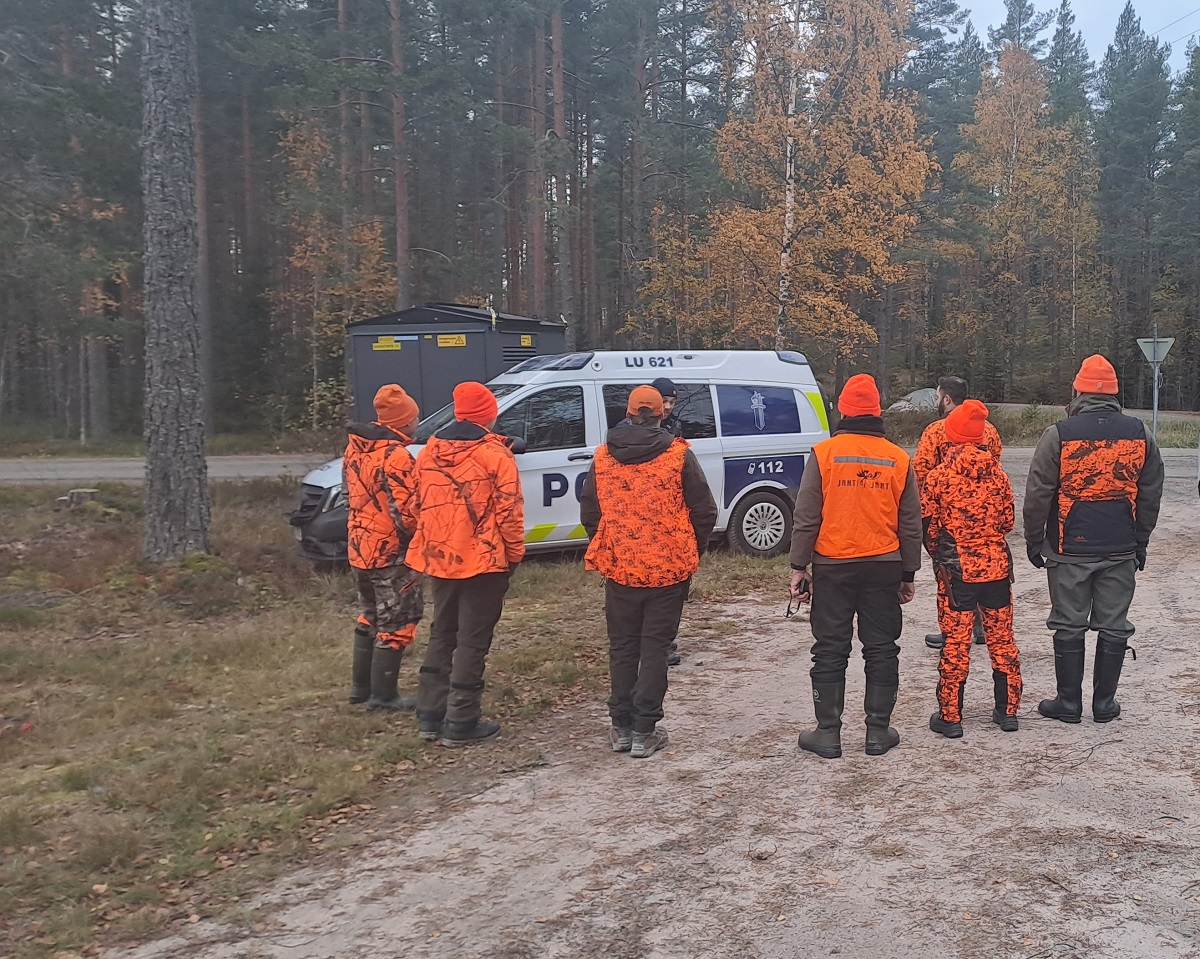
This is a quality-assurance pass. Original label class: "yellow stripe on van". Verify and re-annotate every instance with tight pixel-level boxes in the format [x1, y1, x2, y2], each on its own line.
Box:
[565, 525, 588, 540]
[525, 524, 557, 544]
[806, 391, 830, 432]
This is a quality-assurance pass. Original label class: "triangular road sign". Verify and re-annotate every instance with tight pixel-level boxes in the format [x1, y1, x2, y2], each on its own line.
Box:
[1137, 337, 1174, 364]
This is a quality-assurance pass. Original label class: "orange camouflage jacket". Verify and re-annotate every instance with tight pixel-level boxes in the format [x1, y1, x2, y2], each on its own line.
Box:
[405, 420, 525, 579]
[914, 417, 1003, 490]
[343, 422, 419, 570]
[921, 444, 1014, 583]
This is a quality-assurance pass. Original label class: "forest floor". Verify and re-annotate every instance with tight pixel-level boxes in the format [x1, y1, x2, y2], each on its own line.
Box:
[3, 454, 1199, 959]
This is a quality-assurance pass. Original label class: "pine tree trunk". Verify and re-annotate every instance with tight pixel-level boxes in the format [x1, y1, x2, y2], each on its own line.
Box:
[389, 0, 411, 309]
[141, 0, 212, 561]
[529, 23, 547, 319]
[194, 70, 213, 433]
[241, 91, 256, 273]
[87, 336, 110, 440]
[551, 5, 575, 347]
[338, 0, 353, 264]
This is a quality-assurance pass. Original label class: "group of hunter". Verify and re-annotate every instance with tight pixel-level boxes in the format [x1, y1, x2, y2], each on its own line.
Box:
[342, 353, 1163, 760]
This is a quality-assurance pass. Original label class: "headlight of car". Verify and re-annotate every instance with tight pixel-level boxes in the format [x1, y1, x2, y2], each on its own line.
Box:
[325, 486, 347, 512]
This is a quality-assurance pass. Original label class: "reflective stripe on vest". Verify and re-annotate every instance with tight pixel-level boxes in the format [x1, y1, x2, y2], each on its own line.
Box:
[1054, 411, 1146, 556]
[813, 433, 910, 560]
[584, 439, 699, 588]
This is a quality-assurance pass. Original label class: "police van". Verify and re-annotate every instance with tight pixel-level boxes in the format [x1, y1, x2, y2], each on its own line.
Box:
[289, 350, 830, 561]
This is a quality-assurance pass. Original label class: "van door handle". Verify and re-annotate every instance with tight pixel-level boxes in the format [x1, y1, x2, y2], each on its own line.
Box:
[568, 451, 594, 462]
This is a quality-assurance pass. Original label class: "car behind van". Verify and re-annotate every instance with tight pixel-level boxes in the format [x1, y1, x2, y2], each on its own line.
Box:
[288, 350, 830, 561]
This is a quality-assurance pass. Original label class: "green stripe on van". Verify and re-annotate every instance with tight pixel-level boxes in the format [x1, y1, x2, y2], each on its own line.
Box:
[805, 391, 830, 432]
[565, 525, 589, 540]
[525, 523, 557, 544]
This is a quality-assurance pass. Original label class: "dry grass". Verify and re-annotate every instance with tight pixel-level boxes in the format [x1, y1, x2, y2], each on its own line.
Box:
[885, 405, 1200, 448]
[0, 483, 776, 958]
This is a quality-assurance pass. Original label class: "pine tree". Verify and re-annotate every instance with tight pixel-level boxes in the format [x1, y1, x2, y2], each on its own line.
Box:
[1157, 45, 1200, 406]
[141, 0, 212, 560]
[987, 0, 1053, 57]
[1046, 0, 1094, 122]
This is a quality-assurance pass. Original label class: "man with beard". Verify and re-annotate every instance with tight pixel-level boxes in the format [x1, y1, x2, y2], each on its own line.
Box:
[913, 376, 1003, 650]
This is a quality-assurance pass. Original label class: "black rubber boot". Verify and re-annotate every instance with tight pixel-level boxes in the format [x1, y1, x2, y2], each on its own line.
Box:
[366, 646, 417, 712]
[441, 718, 502, 748]
[797, 682, 844, 760]
[1038, 636, 1085, 723]
[349, 628, 374, 704]
[667, 641, 681, 667]
[1092, 638, 1130, 723]
[925, 632, 946, 649]
[417, 711, 444, 741]
[973, 611, 986, 645]
[930, 683, 964, 738]
[864, 684, 901, 756]
[991, 669, 1018, 732]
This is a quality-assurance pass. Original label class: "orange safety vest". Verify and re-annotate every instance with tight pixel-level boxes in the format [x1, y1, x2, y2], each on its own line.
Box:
[813, 433, 911, 560]
[585, 439, 699, 588]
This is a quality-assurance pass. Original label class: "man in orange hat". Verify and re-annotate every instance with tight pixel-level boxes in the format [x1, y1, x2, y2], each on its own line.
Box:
[922, 400, 1022, 737]
[343, 383, 424, 711]
[407, 381, 524, 747]
[580, 385, 717, 759]
[789, 374, 923, 759]
[1024, 354, 1164, 724]
[913, 376, 1003, 650]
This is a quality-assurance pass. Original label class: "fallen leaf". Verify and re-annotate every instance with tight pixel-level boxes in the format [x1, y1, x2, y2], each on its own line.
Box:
[638, 863, 654, 873]
[92, 884, 109, 894]
[188, 914, 200, 924]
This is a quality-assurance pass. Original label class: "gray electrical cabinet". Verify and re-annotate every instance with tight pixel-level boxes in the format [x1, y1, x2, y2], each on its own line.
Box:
[346, 302, 567, 422]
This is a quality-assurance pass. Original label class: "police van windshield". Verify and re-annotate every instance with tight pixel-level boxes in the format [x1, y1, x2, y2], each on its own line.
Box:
[413, 383, 523, 443]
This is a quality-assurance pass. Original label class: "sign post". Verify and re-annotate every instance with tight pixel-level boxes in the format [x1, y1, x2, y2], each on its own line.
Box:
[1136, 329, 1174, 439]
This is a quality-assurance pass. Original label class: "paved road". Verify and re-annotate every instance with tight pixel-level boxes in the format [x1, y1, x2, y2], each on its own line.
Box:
[0, 455, 330, 484]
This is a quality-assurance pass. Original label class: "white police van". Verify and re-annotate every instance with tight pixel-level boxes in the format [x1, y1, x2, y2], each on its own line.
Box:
[289, 350, 830, 560]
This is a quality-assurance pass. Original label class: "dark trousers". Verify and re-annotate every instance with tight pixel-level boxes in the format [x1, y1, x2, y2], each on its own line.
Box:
[606, 579, 689, 734]
[809, 561, 903, 687]
[416, 572, 511, 725]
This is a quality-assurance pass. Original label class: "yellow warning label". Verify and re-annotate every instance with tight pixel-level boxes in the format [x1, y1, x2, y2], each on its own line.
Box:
[371, 336, 402, 351]
[437, 334, 467, 348]
[520, 334, 533, 347]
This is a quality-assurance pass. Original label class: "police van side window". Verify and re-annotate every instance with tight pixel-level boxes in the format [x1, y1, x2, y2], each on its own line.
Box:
[496, 387, 586, 452]
[601, 384, 716, 440]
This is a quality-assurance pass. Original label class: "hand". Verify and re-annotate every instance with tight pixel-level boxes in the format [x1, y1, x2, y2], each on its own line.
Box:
[1026, 541, 1046, 569]
[790, 569, 812, 604]
[898, 582, 916, 605]
[1136, 546, 1147, 571]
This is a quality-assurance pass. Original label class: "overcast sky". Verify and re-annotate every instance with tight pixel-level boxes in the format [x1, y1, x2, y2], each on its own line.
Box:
[967, 0, 1197, 72]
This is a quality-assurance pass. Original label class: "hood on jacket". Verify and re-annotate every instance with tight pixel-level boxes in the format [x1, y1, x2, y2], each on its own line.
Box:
[604, 423, 675, 465]
[1068, 393, 1123, 417]
[346, 421, 408, 453]
[942, 443, 1000, 482]
[427, 419, 509, 468]
[834, 414, 886, 437]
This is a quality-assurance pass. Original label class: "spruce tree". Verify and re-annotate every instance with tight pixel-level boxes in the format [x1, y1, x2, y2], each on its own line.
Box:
[1094, 1, 1172, 400]
[987, 0, 1053, 57]
[1046, 0, 1094, 122]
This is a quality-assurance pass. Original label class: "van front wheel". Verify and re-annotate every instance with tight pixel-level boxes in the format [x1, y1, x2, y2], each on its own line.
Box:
[727, 491, 792, 559]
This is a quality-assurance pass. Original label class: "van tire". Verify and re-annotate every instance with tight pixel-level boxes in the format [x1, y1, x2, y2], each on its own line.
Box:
[727, 491, 792, 559]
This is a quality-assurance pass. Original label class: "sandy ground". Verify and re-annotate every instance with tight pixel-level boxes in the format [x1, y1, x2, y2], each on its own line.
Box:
[119, 454, 1200, 959]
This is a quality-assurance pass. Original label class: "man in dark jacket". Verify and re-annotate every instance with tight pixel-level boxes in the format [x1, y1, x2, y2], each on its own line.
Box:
[580, 385, 718, 759]
[1024, 354, 1164, 724]
[650, 377, 683, 437]
[789, 374, 923, 760]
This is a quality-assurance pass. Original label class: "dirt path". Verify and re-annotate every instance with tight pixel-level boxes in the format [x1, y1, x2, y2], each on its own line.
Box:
[119, 468, 1200, 959]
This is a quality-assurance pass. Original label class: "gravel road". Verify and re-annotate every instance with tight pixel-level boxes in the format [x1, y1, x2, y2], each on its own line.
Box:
[114, 455, 1200, 959]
